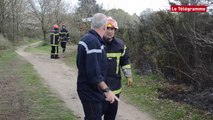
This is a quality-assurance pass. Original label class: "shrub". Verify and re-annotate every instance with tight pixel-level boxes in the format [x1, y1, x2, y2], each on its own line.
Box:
[0, 34, 12, 50]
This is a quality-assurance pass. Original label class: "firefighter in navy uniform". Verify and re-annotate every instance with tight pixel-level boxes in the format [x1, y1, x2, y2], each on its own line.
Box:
[50, 24, 60, 59]
[60, 24, 70, 53]
[76, 13, 119, 120]
[102, 17, 133, 120]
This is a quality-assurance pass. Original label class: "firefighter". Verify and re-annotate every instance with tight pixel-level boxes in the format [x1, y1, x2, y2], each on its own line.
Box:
[60, 24, 70, 53]
[102, 17, 133, 120]
[50, 24, 60, 59]
[76, 13, 119, 120]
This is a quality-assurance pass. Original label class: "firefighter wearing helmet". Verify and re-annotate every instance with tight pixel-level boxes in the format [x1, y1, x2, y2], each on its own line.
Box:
[50, 24, 60, 59]
[59, 24, 70, 53]
[102, 17, 133, 120]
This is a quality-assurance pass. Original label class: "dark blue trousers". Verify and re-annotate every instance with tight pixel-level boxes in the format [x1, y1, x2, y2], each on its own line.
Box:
[51, 46, 59, 55]
[81, 101, 102, 120]
[102, 94, 119, 120]
[60, 42, 67, 52]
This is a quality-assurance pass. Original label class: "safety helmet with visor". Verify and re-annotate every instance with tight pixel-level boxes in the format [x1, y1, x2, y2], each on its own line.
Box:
[106, 17, 118, 30]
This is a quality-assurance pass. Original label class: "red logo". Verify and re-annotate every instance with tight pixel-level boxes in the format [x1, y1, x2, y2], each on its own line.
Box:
[170, 5, 207, 12]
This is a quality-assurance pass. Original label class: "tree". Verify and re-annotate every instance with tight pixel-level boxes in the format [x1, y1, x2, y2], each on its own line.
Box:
[28, 0, 66, 41]
[28, 0, 52, 41]
[74, 0, 103, 36]
[0, 0, 11, 37]
[76, 0, 103, 18]
[10, 0, 26, 41]
[0, 0, 26, 41]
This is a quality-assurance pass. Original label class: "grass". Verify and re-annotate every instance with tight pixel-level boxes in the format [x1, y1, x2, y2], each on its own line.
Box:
[0, 50, 76, 119]
[28, 41, 213, 120]
[63, 44, 77, 68]
[25, 41, 50, 54]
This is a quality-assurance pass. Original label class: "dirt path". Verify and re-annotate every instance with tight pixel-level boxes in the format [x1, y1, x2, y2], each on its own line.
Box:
[16, 42, 152, 120]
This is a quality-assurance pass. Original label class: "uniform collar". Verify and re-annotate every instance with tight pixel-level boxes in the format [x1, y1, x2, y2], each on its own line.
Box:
[89, 29, 105, 44]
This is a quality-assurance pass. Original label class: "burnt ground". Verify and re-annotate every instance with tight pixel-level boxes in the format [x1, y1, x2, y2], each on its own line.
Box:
[159, 84, 213, 114]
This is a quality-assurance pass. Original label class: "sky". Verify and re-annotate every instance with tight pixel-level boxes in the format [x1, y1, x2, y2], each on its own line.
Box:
[65, 0, 170, 15]
[96, 0, 170, 15]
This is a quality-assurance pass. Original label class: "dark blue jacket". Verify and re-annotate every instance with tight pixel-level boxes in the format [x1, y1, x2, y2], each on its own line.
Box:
[50, 29, 60, 46]
[104, 37, 131, 95]
[60, 28, 70, 42]
[77, 29, 107, 102]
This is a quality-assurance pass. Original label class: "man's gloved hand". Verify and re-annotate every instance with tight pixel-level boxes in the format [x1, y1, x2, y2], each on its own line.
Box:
[127, 77, 133, 87]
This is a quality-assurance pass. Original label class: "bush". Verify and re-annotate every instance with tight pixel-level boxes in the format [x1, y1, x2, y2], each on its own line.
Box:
[0, 34, 12, 50]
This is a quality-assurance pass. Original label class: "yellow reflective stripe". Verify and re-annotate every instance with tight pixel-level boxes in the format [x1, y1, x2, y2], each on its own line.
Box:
[50, 44, 59, 46]
[121, 45, 127, 56]
[50, 33, 59, 35]
[51, 33, 55, 45]
[122, 64, 131, 69]
[60, 32, 67, 40]
[53, 34, 55, 45]
[107, 53, 122, 57]
[60, 32, 67, 35]
[50, 33, 59, 45]
[116, 57, 120, 74]
[107, 53, 122, 74]
[112, 88, 122, 94]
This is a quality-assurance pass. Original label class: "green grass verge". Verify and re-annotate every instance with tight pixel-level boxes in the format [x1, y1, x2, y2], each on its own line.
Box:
[64, 46, 77, 68]
[0, 50, 76, 120]
[25, 41, 50, 54]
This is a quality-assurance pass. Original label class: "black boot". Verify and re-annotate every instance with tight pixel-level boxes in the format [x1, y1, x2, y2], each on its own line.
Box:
[50, 55, 54, 59]
[55, 55, 60, 59]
